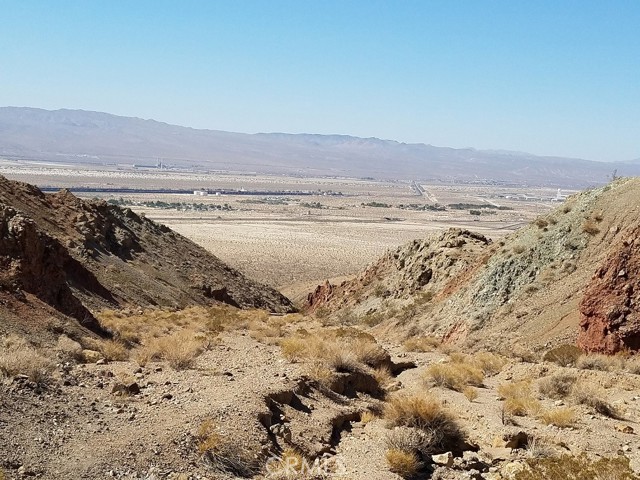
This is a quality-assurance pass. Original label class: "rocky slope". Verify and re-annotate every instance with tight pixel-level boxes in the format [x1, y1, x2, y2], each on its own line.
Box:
[307, 177, 640, 354]
[0, 175, 293, 340]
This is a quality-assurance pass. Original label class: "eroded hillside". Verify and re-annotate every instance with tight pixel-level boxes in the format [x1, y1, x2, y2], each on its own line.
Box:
[308, 178, 640, 354]
[0, 175, 293, 341]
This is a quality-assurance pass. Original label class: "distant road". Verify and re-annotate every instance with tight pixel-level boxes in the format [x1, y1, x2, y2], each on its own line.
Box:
[39, 186, 317, 196]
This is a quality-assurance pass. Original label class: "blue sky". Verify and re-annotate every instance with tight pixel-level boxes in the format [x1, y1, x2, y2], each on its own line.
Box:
[0, 1, 638, 161]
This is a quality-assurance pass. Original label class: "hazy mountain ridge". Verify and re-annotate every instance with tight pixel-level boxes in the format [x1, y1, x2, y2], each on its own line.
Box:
[1, 107, 638, 187]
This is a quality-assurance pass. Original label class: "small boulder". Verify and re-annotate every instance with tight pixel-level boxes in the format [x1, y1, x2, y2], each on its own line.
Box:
[82, 349, 102, 363]
[432, 451, 453, 467]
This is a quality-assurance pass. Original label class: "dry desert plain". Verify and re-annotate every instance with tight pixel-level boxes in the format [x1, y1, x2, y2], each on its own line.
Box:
[0, 161, 565, 299]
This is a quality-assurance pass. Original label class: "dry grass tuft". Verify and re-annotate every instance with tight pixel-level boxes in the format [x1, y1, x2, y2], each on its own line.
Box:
[97, 339, 129, 361]
[279, 328, 390, 383]
[385, 448, 420, 479]
[627, 357, 640, 375]
[426, 361, 484, 391]
[463, 386, 478, 402]
[472, 351, 508, 375]
[499, 381, 542, 417]
[383, 393, 463, 453]
[576, 354, 621, 371]
[54, 335, 84, 362]
[403, 336, 439, 352]
[540, 407, 576, 428]
[267, 448, 310, 479]
[360, 411, 378, 424]
[0, 335, 54, 383]
[196, 418, 258, 476]
[571, 383, 621, 419]
[134, 332, 205, 370]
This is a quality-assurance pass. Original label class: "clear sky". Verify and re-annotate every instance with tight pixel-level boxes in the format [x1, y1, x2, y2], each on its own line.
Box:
[1, 1, 638, 161]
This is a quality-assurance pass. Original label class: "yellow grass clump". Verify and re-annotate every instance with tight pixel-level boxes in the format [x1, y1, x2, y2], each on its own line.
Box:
[386, 448, 420, 478]
[499, 381, 542, 417]
[0, 335, 54, 383]
[463, 386, 478, 402]
[403, 336, 439, 352]
[539, 407, 576, 428]
[425, 362, 484, 391]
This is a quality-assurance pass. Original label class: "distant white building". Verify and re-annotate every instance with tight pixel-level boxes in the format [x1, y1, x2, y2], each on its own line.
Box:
[193, 190, 208, 196]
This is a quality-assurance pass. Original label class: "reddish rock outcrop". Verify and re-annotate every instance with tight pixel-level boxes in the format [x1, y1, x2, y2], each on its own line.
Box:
[578, 226, 640, 353]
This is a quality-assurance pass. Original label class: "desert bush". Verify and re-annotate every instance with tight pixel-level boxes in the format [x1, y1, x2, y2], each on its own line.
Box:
[385, 426, 438, 457]
[576, 354, 621, 371]
[524, 436, 556, 459]
[133, 332, 204, 369]
[351, 338, 389, 367]
[515, 454, 637, 480]
[571, 383, 621, 419]
[385, 448, 420, 479]
[280, 329, 388, 374]
[197, 418, 258, 477]
[499, 381, 541, 417]
[360, 411, 377, 424]
[360, 311, 384, 327]
[373, 366, 393, 388]
[626, 357, 640, 375]
[280, 337, 308, 362]
[266, 448, 313, 479]
[463, 386, 478, 402]
[403, 336, 439, 352]
[426, 362, 484, 391]
[539, 407, 576, 428]
[0, 335, 54, 383]
[160, 334, 205, 370]
[383, 393, 463, 453]
[542, 344, 582, 367]
[538, 373, 577, 399]
[582, 219, 600, 235]
[535, 218, 549, 229]
[472, 351, 508, 375]
[326, 347, 360, 373]
[513, 245, 526, 254]
[97, 339, 129, 361]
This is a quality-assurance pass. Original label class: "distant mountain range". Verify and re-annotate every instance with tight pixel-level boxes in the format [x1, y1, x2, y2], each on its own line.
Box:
[0, 107, 638, 187]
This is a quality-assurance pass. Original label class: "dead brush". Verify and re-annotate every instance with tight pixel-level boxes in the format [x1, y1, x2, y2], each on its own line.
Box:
[498, 381, 542, 417]
[133, 332, 205, 370]
[539, 407, 576, 428]
[403, 336, 439, 352]
[425, 361, 484, 391]
[576, 354, 622, 371]
[0, 335, 54, 383]
[542, 344, 582, 367]
[571, 382, 622, 419]
[383, 393, 463, 449]
[385, 448, 421, 479]
[280, 328, 389, 373]
[386, 426, 441, 457]
[196, 418, 258, 477]
[538, 373, 577, 399]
